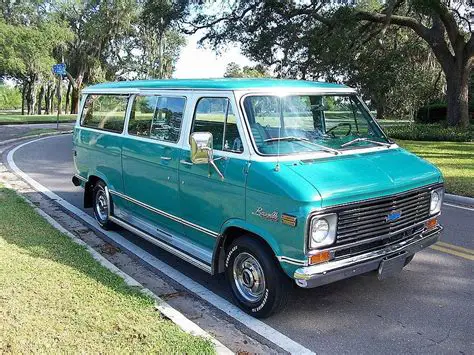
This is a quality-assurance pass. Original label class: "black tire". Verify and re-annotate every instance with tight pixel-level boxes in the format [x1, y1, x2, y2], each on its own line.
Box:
[225, 236, 290, 318]
[92, 180, 114, 230]
[404, 254, 414, 267]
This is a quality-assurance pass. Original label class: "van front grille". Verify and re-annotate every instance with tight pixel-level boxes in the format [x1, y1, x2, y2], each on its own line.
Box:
[336, 188, 432, 246]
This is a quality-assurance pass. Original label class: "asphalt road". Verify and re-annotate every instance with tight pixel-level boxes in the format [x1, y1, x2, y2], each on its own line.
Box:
[7, 134, 474, 354]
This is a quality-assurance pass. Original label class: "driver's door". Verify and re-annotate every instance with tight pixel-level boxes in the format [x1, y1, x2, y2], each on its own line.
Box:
[178, 94, 248, 250]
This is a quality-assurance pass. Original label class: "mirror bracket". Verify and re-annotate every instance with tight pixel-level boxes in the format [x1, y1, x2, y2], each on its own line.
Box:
[190, 132, 225, 180]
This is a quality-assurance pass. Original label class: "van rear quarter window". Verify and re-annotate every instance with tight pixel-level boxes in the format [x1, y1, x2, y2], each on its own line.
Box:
[81, 94, 129, 133]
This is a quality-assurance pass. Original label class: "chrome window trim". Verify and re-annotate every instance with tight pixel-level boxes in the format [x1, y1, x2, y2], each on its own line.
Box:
[303, 182, 444, 254]
[75, 126, 126, 138]
[79, 93, 132, 134]
[190, 96, 245, 154]
[181, 92, 251, 159]
[109, 189, 219, 238]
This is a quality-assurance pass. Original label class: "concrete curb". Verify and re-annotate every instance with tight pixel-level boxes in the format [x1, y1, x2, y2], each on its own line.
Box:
[444, 193, 474, 206]
[0, 130, 73, 146]
[0, 179, 232, 354]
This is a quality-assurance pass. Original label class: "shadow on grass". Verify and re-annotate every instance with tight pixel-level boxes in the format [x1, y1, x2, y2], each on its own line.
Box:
[0, 187, 151, 304]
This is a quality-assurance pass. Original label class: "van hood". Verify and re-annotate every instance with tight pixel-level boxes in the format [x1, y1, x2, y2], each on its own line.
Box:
[287, 148, 442, 208]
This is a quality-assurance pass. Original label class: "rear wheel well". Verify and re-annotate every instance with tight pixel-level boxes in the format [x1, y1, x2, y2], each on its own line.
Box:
[214, 226, 277, 274]
[84, 175, 102, 208]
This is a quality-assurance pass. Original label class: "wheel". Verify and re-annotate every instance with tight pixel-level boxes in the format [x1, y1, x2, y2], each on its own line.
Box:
[404, 254, 414, 267]
[225, 236, 290, 318]
[92, 180, 114, 230]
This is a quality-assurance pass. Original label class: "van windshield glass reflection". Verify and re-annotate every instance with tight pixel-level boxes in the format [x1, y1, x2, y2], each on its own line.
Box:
[243, 94, 389, 155]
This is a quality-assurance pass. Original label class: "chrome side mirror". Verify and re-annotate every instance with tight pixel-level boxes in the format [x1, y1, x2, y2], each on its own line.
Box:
[189, 132, 224, 179]
[190, 132, 213, 164]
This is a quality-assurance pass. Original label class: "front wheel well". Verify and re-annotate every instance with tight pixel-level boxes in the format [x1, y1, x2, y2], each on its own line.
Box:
[84, 175, 102, 208]
[214, 226, 277, 274]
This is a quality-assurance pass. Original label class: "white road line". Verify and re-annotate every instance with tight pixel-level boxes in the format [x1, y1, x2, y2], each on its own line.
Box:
[7, 136, 315, 355]
[443, 202, 474, 212]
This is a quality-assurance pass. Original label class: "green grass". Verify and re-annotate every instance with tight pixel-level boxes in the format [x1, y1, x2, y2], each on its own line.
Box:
[0, 187, 214, 354]
[0, 113, 76, 124]
[398, 140, 474, 197]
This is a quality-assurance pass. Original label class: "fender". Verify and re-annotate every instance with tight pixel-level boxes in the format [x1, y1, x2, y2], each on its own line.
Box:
[212, 218, 283, 274]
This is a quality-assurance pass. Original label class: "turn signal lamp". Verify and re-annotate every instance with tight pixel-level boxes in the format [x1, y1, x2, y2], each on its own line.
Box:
[425, 218, 438, 231]
[309, 250, 333, 265]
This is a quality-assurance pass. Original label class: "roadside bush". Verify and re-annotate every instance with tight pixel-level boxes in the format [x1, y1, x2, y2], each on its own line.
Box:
[415, 101, 474, 123]
[384, 123, 473, 142]
[415, 103, 447, 123]
[0, 85, 22, 110]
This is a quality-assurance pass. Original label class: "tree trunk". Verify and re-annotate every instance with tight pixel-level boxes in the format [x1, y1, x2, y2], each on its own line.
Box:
[21, 82, 27, 115]
[70, 74, 83, 114]
[376, 103, 385, 120]
[26, 81, 33, 115]
[445, 65, 470, 128]
[65, 81, 72, 114]
[37, 85, 45, 115]
[45, 84, 51, 114]
[50, 84, 55, 113]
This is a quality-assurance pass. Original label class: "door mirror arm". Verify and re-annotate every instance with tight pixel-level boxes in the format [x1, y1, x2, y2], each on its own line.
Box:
[190, 132, 225, 180]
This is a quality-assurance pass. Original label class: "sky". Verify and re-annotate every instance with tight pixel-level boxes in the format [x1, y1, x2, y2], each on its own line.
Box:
[173, 32, 255, 79]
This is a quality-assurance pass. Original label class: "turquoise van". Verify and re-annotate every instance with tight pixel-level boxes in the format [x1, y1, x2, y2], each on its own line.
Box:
[72, 79, 444, 317]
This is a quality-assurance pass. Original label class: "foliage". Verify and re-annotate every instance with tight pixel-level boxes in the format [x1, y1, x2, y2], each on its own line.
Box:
[0, 85, 22, 109]
[0, 19, 72, 80]
[186, 0, 473, 128]
[0, 0, 186, 115]
[224, 62, 270, 78]
[384, 123, 473, 142]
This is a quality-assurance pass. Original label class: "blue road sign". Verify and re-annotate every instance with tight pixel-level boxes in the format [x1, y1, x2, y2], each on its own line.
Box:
[52, 63, 66, 76]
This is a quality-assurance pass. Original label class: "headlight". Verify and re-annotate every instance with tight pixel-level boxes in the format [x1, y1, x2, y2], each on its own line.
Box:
[309, 213, 337, 248]
[430, 187, 444, 215]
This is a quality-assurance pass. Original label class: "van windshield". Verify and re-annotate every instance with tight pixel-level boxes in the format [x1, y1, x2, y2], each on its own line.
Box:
[243, 94, 390, 155]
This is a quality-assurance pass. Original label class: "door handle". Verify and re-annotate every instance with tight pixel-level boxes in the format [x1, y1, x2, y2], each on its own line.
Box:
[180, 159, 193, 166]
[160, 156, 172, 161]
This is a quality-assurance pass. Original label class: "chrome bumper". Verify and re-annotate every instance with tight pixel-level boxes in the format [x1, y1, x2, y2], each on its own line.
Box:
[294, 226, 442, 288]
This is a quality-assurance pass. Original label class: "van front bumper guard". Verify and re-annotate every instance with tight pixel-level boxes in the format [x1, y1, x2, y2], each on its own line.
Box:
[294, 226, 442, 288]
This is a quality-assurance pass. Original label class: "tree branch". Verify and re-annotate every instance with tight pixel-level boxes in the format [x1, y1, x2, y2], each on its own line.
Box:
[356, 11, 431, 42]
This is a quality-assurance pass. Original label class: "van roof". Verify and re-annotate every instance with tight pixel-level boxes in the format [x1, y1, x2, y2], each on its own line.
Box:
[84, 78, 350, 91]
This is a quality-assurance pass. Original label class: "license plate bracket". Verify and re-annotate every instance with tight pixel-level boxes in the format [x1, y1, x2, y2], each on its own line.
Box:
[377, 252, 407, 280]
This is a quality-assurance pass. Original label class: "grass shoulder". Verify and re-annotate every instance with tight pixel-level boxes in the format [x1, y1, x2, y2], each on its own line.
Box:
[397, 140, 474, 198]
[0, 113, 76, 124]
[0, 186, 214, 354]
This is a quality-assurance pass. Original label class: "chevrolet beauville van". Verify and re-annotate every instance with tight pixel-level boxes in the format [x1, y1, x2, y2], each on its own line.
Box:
[72, 79, 444, 318]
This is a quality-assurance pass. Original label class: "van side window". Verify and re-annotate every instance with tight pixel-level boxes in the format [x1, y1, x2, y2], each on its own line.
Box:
[128, 95, 185, 143]
[192, 97, 243, 153]
[81, 95, 128, 133]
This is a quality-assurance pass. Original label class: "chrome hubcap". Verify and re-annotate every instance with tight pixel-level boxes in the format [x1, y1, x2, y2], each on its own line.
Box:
[233, 252, 266, 303]
[95, 189, 108, 221]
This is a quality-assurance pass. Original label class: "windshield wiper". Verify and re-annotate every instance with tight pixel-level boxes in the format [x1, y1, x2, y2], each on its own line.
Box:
[264, 136, 340, 155]
[341, 137, 392, 148]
